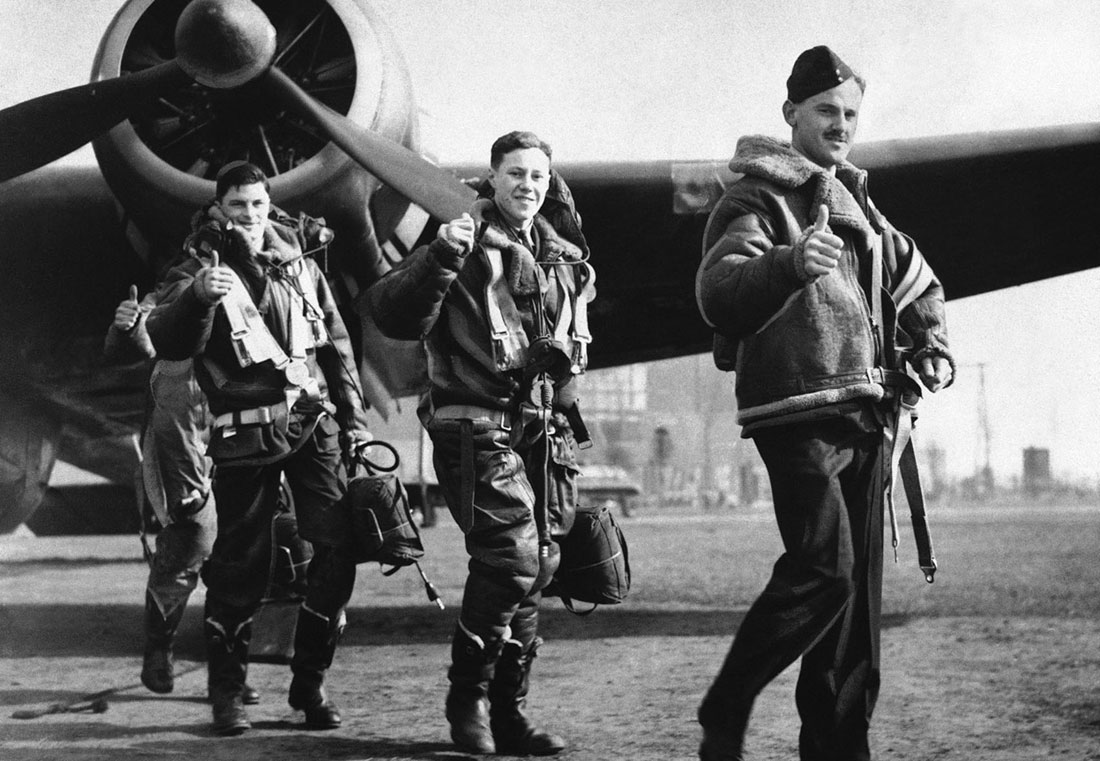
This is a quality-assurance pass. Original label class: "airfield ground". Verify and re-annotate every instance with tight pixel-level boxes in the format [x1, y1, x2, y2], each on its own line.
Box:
[1, 504, 1099, 760]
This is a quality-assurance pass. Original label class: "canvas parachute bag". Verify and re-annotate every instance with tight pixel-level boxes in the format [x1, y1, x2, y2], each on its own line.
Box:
[345, 439, 443, 609]
[546, 503, 631, 615]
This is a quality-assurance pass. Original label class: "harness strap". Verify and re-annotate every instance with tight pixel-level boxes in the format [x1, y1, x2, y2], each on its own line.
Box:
[481, 241, 595, 375]
[212, 403, 282, 430]
[220, 268, 289, 369]
[431, 404, 513, 431]
[215, 266, 323, 402]
[484, 247, 530, 370]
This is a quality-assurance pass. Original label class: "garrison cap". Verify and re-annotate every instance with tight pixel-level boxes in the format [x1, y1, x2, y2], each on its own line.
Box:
[786, 45, 855, 103]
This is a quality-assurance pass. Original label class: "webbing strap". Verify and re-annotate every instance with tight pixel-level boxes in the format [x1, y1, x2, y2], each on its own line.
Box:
[483, 247, 530, 369]
[459, 419, 475, 522]
[883, 398, 915, 563]
[870, 230, 885, 365]
[900, 439, 937, 582]
[220, 268, 289, 368]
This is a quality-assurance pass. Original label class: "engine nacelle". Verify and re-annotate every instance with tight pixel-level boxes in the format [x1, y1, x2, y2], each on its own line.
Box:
[90, 0, 418, 284]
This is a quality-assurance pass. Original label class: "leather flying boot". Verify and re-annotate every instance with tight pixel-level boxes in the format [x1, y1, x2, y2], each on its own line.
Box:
[205, 605, 254, 736]
[141, 591, 186, 694]
[445, 624, 502, 754]
[287, 606, 343, 729]
[489, 637, 565, 756]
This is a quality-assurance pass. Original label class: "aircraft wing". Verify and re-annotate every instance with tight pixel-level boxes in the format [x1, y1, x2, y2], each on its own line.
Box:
[543, 121, 1100, 368]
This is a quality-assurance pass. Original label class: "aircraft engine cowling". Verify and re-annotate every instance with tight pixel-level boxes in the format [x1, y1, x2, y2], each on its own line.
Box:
[90, 0, 421, 290]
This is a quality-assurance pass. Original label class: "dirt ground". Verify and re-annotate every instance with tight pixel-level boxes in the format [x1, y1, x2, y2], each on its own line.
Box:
[2, 506, 1099, 760]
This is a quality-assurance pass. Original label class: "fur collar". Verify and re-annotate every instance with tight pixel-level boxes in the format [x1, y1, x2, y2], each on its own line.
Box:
[730, 135, 872, 236]
[470, 199, 584, 295]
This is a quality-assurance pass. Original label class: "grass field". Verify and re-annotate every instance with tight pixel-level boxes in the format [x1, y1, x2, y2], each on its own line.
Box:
[348, 504, 1100, 622]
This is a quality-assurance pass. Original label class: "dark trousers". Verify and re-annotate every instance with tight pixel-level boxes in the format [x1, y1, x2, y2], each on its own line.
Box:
[428, 418, 567, 646]
[202, 419, 356, 620]
[699, 415, 885, 761]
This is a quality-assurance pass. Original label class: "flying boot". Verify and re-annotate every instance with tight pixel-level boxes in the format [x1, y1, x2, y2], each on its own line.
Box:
[287, 605, 344, 729]
[445, 623, 502, 754]
[140, 590, 187, 694]
[489, 636, 565, 755]
[205, 601, 254, 736]
[207, 675, 260, 705]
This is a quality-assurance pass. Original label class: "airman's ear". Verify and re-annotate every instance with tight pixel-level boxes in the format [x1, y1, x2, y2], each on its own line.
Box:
[487, 167, 497, 190]
[782, 100, 797, 127]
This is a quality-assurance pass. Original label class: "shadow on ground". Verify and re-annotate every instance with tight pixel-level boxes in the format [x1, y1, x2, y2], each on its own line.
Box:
[0, 601, 915, 659]
[0, 722, 473, 761]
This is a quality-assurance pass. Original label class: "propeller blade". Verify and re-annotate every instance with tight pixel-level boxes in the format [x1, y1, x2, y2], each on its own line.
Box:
[262, 67, 475, 221]
[0, 61, 189, 183]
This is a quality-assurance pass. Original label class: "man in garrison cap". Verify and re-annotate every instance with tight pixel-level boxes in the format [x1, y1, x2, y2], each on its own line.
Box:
[694, 46, 955, 760]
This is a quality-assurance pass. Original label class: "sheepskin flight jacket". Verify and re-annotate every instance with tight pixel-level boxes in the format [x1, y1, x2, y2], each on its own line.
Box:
[696, 135, 953, 432]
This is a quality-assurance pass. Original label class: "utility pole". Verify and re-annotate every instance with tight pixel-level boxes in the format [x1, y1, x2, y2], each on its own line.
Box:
[973, 362, 993, 495]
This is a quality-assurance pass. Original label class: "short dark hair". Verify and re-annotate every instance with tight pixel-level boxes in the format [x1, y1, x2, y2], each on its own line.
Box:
[490, 131, 552, 169]
[215, 160, 269, 199]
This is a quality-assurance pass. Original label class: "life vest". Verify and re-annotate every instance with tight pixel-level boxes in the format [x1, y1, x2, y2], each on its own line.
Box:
[481, 232, 595, 376]
[218, 258, 329, 397]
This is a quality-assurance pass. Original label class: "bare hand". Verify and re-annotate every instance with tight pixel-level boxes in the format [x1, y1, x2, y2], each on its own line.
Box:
[917, 355, 952, 393]
[437, 213, 475, 252]
[113, 284, 142, 331]
[340, 428, 374, 464]
[193, 251, 234, 305]
[801, 205, 844, 279]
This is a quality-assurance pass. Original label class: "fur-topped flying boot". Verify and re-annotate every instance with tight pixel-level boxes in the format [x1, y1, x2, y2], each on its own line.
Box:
[488, 636, 565, 756]
[445, 624, 503, 754]
[287, 606, 344, 729]
[205, 603, 254, 736]
[141, 590, 186, 694]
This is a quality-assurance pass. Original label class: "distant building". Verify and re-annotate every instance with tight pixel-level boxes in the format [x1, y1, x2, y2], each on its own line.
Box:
[1022, 447, 1052, 496]
[585, 356, 766, 509]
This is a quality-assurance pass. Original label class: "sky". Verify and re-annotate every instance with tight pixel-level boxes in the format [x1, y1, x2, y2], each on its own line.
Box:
[1, 0, 1098, 484]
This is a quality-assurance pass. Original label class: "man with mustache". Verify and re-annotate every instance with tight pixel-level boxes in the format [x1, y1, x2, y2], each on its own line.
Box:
[367, 130, 595, 756]
[694, 46, 955, 760]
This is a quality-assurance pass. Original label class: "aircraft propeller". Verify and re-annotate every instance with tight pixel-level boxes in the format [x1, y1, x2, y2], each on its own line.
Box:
[0, 0, 474, 220]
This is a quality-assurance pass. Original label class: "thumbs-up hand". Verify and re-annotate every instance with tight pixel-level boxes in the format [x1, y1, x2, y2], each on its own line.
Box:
[437, 212, 476, 253]
[799, 204, 844, 279]
[193, 250, 234, 306]
[113, 284, 143, 331]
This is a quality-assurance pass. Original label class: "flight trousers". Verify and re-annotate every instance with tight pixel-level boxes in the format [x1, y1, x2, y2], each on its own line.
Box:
[427, 414, 577, 646]
[699, 414, 885, 761]
[142, 359, 216, 616]
[202, 415, 356, 619]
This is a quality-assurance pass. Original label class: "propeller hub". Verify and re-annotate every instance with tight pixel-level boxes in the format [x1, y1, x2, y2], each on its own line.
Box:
[175, 0, 276, 89]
